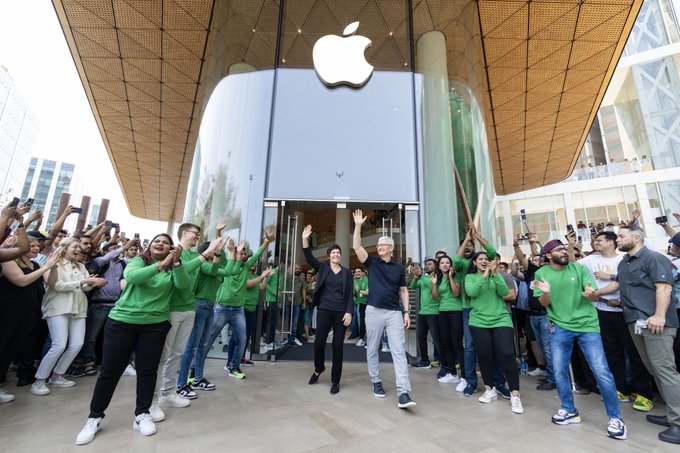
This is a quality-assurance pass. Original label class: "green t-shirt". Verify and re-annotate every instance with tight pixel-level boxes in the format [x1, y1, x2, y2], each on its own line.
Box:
[243, 272, 260, 313]
[410, 275, 438, 314]
[435, 275, 463, 312]
[169, 249, 204, 312]
[194, 258, 233, 302]
[110, 256, 191, 325]
[265, 268, 283, 303]
[464, 272, 512, 328]
[453, 242, 497, 308]
[354, 276, 368, 305]
[533, 262, 599, 333]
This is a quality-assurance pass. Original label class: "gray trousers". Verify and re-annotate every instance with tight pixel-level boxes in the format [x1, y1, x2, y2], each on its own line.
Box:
[365, 305, 411, 395]
[628, 324, 680, 426]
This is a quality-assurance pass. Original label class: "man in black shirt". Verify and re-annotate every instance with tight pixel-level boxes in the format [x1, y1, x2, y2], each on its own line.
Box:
[352, 210, 415, 409]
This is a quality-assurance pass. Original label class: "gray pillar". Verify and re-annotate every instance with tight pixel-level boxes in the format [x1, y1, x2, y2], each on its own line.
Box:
[335, 208, 350, 268]
[97, 198, 110, 224]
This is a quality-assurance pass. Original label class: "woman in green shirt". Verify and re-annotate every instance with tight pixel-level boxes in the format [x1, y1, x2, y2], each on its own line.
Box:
[464, 251, 523, 414]
[431, 255, 464, 385]
[76, 233, 191, 445]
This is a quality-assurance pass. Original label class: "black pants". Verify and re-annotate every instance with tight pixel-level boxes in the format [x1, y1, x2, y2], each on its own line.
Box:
[417, 314, 440, 363]
[359, 304, 367, 340]
[0, 299, 38, 384]
[266, 302, 279, 344]
[314, 308, 346, 384]
[469, 326, 519, 391]
[438, 311, 464, 374]
[89, 319, 170, 418]
[598, 309, 653, 398]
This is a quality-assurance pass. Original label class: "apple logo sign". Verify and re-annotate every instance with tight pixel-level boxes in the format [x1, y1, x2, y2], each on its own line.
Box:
[312, 22, 374, 88]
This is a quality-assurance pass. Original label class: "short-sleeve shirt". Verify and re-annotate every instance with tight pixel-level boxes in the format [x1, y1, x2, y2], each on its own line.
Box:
[533, 262, 600, 333]
[617, 246, 678, 327]
[364, 255, 406, 311]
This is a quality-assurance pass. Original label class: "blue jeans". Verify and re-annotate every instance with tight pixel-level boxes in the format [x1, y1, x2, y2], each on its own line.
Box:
[529, 315, 555, 384]
[80, 303, 114, 364]
[463, 308, 505, 387]
[350, 304, 360, 337]
[194, 305, 246, 379]
[551, 325, 620, 418]
[228, 310, 257, 365]
[284, 304, 301, 343]
[177, 299, 214, 387]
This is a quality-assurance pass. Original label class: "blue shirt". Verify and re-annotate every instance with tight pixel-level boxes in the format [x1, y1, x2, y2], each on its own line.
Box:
[364, 255, 406, 311]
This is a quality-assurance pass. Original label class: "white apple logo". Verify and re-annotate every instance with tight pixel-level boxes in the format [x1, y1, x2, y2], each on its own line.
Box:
[312, 22, 374, 88]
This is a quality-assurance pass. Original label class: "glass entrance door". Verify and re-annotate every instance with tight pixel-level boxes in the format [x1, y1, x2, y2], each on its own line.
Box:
[257, 200, 421, 361]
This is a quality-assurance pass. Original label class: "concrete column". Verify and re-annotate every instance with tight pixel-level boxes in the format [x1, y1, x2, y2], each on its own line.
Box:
[335, 208, 350, 268]
[76, 196, 90, 232]
[292, 210, 304, 268]
[55, 192, 71, 220]
[97, 198, 110, 224]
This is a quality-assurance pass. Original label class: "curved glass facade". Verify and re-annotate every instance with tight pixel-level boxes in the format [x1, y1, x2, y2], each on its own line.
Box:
[183, 1, 498, 257]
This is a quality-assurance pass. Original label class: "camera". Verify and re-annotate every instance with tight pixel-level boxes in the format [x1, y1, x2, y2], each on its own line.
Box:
[655, 215, 668, 224]
[24, 198, 34, 209]
[105, 220, 113, 227]
[10, 197, 20, 207]
[520, 209, 527, 221]
[112, 222, 120, 229]
[72, 207, 83, 214]
[590, 227, 597, 234]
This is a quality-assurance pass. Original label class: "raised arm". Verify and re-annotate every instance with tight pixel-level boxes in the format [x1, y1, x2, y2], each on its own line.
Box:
[352, 209, 368, 263]
[1, 253, 58, 287]
[513, 234, 529, 270]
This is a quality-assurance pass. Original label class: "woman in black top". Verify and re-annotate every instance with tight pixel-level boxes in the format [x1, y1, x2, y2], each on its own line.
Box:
[302, 225, 353, 394]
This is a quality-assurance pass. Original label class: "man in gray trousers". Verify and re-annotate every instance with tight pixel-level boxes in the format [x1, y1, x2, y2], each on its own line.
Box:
[352, 209, 415, 409]
[613, 225, 680, 444]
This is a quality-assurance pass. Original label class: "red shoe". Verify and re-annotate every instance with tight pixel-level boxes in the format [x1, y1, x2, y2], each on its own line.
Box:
[241, 358, 255, 367]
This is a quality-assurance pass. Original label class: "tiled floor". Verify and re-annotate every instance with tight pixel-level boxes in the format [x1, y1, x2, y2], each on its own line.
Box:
[1, 359, 677, 452]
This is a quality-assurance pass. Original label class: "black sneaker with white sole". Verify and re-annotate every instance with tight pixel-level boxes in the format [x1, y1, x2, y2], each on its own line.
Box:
[177, 384, 197, 399]
[398, 393, 417, 409]
[373, 382, 386, 398]
[193, 378, 216, 391]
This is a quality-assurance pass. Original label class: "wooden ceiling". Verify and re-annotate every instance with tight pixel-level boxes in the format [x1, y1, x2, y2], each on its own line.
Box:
[53, 0, 641, 220]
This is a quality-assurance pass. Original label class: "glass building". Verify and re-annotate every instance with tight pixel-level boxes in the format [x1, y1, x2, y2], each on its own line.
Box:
[496, 0, 680, 257]
[55, 1, 641, 358]
[20, 157, 77, 229]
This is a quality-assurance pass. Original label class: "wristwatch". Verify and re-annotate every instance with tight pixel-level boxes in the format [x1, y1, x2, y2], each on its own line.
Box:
[610, 274, 616, 281]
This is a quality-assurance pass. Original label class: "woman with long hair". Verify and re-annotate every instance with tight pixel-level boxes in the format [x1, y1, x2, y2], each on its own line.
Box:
[75, 233, 211, 445]
[301, 225, 353, 395]
[431, 255, 464, 386]
[32, 237, 107, 396]
[464, 251, 523, 414]
[0, 232, 59, 402]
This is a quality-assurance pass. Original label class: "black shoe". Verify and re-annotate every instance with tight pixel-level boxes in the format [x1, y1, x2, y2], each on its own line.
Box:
[647, 415, 671, 427]
[659, 425, 680, 444]
[17, 377, 35, 387]
[536, 381, 556, 391]
[309, 368, 324, 385]
[436, 367, 447, 379]
[373, 382, 386, 398]
[330, 383, 339, 394]
[398, 393, 416, 409]
[64, 365, 85, 378]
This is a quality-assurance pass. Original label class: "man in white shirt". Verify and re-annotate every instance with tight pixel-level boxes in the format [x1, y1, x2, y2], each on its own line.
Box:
[579, 231, 654, 410]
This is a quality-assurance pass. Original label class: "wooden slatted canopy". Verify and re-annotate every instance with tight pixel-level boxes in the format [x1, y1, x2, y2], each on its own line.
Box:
[53, 0, 641, 221]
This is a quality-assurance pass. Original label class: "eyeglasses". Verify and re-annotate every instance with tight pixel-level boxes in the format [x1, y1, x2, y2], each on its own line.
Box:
[377, 243, 392, 247]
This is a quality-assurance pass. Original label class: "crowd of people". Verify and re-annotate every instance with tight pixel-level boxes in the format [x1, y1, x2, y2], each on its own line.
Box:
[572, 155, 653, 180]
[1, 199, 679, 446]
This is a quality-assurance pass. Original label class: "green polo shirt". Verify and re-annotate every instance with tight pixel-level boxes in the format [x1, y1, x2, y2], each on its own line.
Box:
[435, 275, 463, 312]
[243, 272, 260, 313]
[265, 267, 283, 303]
[215, 246, 264, 307]
[533, 262, 600, 333]
[464, 272, 512, 328]
[169, 249, 204, 312]
[410, 275, 438, 315]
[194, 256, 234, 302]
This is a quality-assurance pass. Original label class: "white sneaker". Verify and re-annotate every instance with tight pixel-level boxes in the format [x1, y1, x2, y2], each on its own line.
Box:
[266, 343, 274, 351]
[75, 417, 102, 445]
[158, 392, 190, 408]
[527, 368, 546, 377]
[511, 395, 524, 414]
[293, 338, 303, 346]
[356, 339, 365, 347]
[31, 381, 51, 396]
[381, 344, 390, 353]
[133, 413, 156, 436]
[49, 376, 76, 388]
[478, 387, 498, 403]
[455, 378, 468, 392]
[0, 385, 15, 403]
[438, 373, 460, 384]
[149, 404, 165, 422]
[123, 364, 137, 376]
